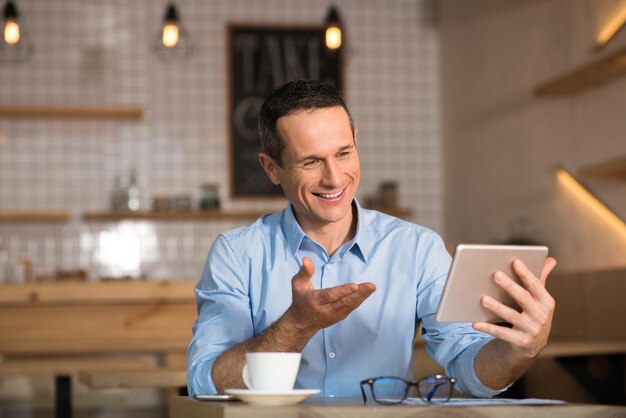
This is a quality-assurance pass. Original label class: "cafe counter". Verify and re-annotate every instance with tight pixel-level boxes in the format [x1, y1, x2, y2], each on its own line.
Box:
[170, 396, 626, 418]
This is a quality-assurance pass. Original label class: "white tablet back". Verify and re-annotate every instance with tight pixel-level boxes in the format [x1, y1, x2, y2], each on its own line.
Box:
[435, 244, 548, 323]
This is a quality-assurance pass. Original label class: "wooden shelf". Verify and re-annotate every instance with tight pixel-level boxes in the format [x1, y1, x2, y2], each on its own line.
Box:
[0, 106, 143, 119]
[580, 156, 626, 178]
[534, 47, 626, 96]
[83, 208, 413, 222]
[0, 210, 69, 223]
[83, 210, 268, 222]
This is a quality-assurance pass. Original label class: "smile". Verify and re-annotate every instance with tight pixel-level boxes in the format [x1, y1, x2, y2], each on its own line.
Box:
[313, 188, 345, 199]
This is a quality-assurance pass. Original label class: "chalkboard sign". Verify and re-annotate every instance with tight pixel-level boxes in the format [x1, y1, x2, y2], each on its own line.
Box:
[229, 25, 343, 198]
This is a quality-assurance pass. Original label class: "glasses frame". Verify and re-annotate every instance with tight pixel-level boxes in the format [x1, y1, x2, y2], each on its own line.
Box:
[360, 374, 456, 405]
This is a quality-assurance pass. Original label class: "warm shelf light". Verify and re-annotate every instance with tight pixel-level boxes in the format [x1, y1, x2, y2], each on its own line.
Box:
[597, 5, 626, 48]
[556, 167, 626, 240]
[325, 6, 342, 50]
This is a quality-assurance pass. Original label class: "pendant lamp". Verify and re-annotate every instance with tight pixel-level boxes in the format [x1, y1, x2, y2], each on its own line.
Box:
[325, 6, 343, 50]
[0, 0, 33, 63]
[154, 2, 193, 60]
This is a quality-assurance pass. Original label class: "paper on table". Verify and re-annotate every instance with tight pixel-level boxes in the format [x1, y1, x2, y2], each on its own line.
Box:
[400, 397, 566, 406]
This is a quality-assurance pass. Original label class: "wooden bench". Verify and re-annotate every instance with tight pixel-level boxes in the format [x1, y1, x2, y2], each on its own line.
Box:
[0, 279, 197, 418]
[78, 367, 187, 389]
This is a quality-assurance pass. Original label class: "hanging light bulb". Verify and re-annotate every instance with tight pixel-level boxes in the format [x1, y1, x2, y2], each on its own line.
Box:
[154, 2, 193, 60]
[4, 17, 19, 45]
[0, 0, 32, 62]
[162, 22, 179, 48]
[325, 6, 342, 50]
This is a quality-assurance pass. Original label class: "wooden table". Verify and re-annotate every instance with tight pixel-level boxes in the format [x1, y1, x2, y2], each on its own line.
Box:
[170, 396, 626, 418]
[0, 279, 197, 418]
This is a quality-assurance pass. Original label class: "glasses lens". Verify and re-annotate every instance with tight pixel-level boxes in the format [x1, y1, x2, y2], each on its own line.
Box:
[417, 376, 453, 402]
[371, 377, 408, 403]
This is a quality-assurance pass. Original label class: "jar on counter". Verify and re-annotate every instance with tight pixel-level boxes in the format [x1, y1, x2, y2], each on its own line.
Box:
[199, 183, 220, 211]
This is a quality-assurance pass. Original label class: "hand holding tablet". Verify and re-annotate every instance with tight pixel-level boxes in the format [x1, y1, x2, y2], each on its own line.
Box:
[435, 244, 549, 323]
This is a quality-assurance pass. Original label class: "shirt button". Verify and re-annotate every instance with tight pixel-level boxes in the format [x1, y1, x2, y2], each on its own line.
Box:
[326, 265, 332, 271]
[328, 352, 336, 358]
[328, 394, 335, 398]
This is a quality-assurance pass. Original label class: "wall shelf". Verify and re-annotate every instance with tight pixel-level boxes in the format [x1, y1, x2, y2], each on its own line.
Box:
[579, 156, 626, 179]
[0, 106, 143, 119]
[83, 210, 269, 222]
[534, 47, 626, 96]
[83, 208, 414, 222]
[0, 211, 70, 223]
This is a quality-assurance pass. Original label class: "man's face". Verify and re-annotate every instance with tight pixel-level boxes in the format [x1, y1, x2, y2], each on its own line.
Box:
[259, 106, 360, 231]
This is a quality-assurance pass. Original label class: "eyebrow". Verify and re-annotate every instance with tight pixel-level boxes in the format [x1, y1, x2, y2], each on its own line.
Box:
[296, 144, 355, 164]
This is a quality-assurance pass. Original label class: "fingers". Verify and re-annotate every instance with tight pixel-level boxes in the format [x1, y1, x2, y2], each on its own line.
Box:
[472, 321, 528, 349]
[319, 282, 360, 303]
[291, 257, 315, 290]
[492, 270, 536, 314]
[288, 257, 377, 329]
[329, 283, 376, 311]
[510, 259, 555, 307]
[538, 257, 557, 285]
[476, 259, 557, 358]
[479, 295, 524, 327]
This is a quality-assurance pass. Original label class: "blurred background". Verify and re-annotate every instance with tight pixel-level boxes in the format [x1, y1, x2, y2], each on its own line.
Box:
[0, 0, 625, 416]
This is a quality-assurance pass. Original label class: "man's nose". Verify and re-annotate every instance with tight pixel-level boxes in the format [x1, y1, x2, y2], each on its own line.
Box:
[321, 160, 340, 186]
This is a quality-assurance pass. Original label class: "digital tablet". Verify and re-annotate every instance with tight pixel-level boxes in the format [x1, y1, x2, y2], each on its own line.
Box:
[435, 244, 549, 323]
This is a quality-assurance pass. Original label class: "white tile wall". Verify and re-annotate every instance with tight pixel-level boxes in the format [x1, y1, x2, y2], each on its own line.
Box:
[0, 0, 442, 281]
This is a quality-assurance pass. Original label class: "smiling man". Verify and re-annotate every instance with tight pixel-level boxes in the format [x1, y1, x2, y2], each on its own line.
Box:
[187, 80, 557, 399]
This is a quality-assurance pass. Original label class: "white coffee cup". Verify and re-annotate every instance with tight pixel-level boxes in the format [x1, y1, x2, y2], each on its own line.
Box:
[242, 352, 301, 391]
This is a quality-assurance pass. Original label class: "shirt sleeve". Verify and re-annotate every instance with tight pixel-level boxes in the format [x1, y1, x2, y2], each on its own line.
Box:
[416, 233, 510, 398]
[186, 234, 254, 396]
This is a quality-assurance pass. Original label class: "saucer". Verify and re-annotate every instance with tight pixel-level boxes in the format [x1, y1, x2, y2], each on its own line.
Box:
[224, 388, 320, 406]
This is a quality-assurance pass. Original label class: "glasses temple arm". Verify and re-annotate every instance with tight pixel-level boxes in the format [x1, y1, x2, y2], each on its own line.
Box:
[359, 383, 368, 404]
[426, 381, 449, 401]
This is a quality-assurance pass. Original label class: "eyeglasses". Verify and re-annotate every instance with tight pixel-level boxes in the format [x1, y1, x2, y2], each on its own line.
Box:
[360, 375, 456, 405]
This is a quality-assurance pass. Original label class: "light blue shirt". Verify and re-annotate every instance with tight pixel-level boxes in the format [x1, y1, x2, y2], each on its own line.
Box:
[187, 201, 505, 398]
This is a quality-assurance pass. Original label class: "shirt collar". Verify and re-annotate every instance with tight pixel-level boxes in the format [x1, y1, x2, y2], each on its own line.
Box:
[282, 204, 307, 256]
[281, 200, 369, 263]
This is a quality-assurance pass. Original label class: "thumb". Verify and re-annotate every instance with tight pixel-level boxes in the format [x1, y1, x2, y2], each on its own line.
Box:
[292, 257, 315, 289]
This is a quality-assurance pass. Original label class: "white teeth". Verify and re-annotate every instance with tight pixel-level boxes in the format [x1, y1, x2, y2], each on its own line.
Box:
[317, 189, 343, 199]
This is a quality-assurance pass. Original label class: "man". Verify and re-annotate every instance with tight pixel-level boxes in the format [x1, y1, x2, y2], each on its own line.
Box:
[187, 80, 557, 398]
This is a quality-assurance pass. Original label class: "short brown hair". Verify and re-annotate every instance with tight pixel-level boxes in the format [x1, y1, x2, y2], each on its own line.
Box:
[258, 80, 354, 167]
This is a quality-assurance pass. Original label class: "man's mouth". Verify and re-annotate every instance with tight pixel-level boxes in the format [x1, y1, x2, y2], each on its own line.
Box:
[313, 188, 345, 199]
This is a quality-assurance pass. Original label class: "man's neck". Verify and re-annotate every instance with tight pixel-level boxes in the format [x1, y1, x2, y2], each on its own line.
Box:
[297, 204, 357, 258]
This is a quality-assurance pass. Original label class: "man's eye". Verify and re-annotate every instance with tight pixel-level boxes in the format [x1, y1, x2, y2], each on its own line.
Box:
[337, 151, 350, 158]
[303, 160, 319, 168]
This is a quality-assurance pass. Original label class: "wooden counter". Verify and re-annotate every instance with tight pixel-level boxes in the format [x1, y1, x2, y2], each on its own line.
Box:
[170, 396, 626, 418]
[0, 279, 197, 418]
[0, 279, 196, 356]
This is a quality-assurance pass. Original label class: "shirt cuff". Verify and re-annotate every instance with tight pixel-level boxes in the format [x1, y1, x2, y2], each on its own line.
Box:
[449, 336, 512, 398]
[188, 358, 219, 396]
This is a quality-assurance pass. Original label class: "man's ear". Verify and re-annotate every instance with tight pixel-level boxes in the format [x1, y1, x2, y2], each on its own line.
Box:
[354, 127, 358, 146]
[258, 153, 281, 185]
